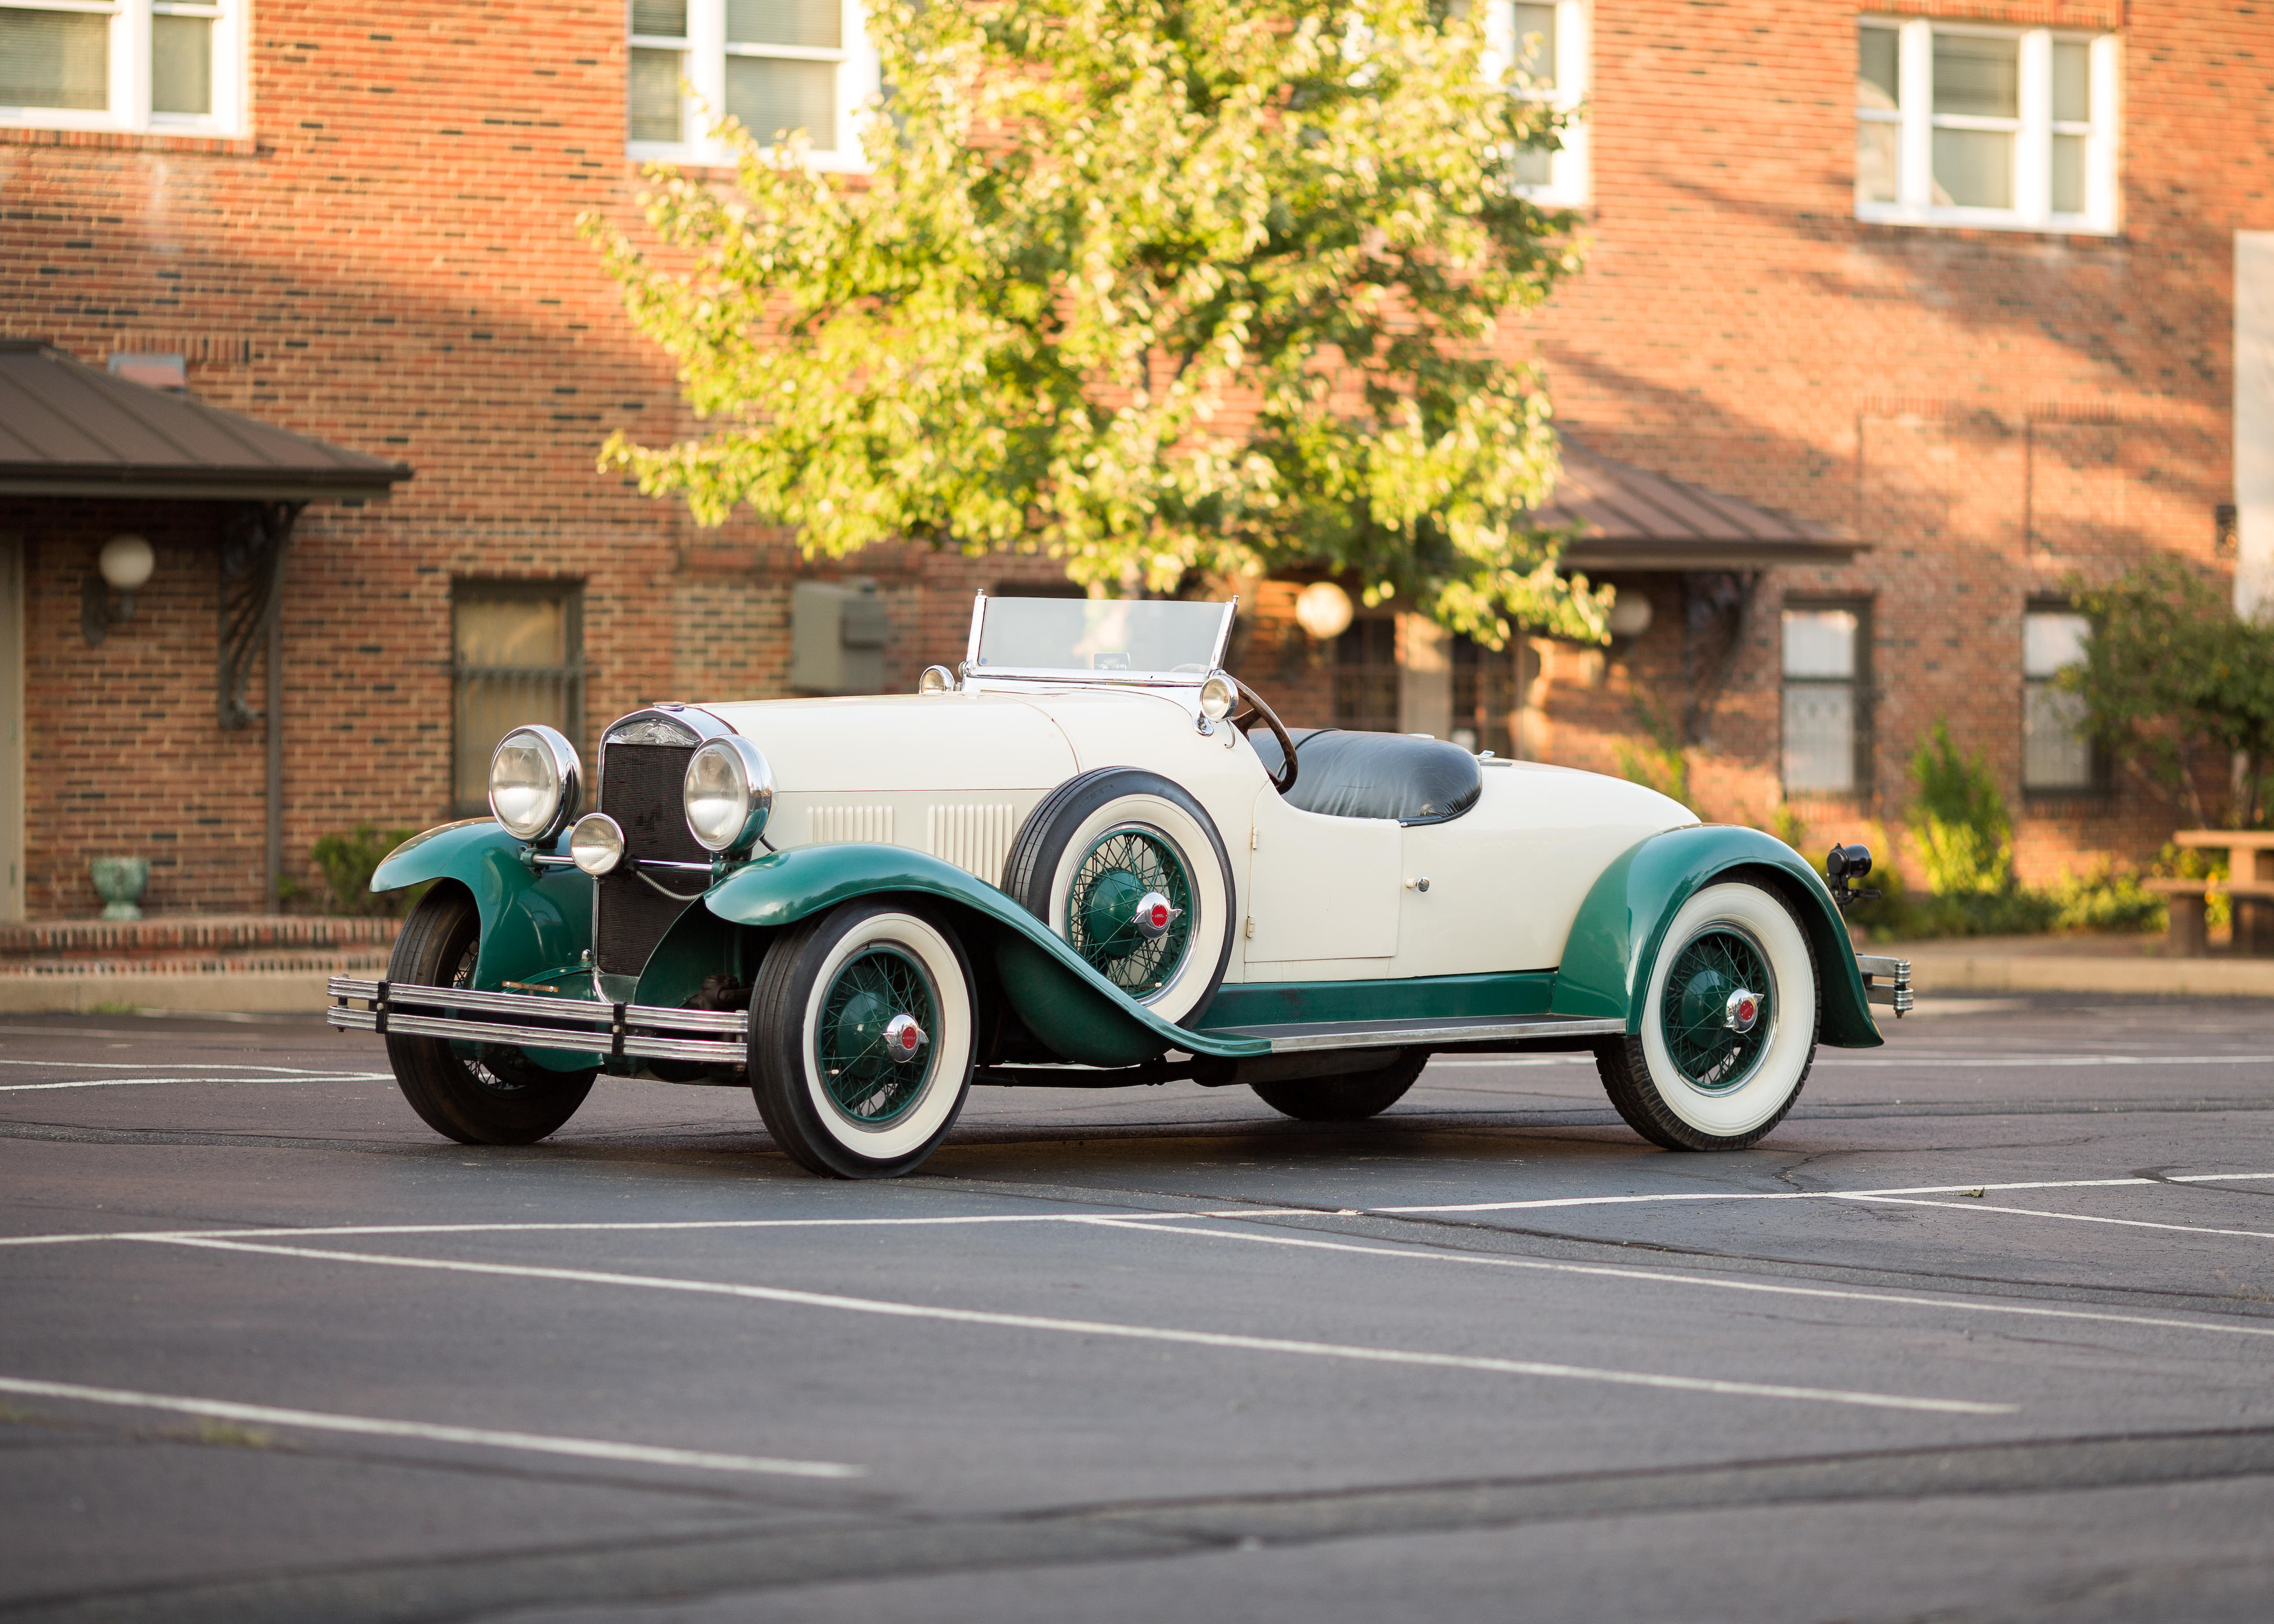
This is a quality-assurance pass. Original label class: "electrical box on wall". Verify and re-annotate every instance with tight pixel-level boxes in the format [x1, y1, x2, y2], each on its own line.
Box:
[791, 580, 888, 695]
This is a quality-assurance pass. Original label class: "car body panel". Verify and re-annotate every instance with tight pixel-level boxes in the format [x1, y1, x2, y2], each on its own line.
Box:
[1550, 824, 1883, 1048]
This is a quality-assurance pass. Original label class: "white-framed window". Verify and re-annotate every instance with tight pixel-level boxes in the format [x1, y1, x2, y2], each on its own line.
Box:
[628, 0, 880, 171]
[2022, 607, 2099, 792]
[1782, 604, 1871, 797]
[0, 0, 239, 134]
[1856, 17, 2117, 235]
[1484, 0, 1587, 206]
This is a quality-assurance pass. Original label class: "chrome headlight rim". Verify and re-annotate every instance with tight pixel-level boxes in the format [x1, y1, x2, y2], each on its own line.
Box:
[1198, 672, 1239, 721]
[488, 724, 581, 844]
[683, 736, 775, 856]
[567, 811, 626, 876]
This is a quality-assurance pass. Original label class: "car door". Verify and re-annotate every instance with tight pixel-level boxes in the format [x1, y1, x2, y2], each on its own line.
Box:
[1241, 787, 1402, 974]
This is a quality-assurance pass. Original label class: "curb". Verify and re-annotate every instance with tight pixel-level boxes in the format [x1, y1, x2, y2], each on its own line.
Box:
[0, 972, 349, 1015]
[1904, 953, 2274, 999]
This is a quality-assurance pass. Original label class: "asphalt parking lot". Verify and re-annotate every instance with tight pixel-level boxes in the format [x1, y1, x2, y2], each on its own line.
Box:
[3, 994, 2272, 1622]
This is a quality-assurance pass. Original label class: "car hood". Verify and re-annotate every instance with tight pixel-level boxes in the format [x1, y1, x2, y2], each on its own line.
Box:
[695, 692, 1080, 793]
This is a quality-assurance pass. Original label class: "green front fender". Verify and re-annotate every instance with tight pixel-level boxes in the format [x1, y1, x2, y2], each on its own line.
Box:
[701, 845, 1269, 1067]
[1548, 826, 1882, 1049]
[371, 818, 593, 996]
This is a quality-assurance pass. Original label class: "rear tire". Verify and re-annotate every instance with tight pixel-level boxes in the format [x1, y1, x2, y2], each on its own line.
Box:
[1251, 1051, 1427, 1122]
[384, 886, 596, 1145]
[1596, 879, 1819, 1151]
[748, 901, 977, 1179]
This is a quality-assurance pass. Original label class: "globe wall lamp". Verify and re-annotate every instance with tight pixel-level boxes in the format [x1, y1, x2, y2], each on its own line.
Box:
[1606, 590, 1654, 641]
[82, 534, 156, 647]
[1294, 581, 1355, 642]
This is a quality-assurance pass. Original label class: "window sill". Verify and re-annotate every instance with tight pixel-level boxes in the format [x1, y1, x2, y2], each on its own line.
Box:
[0, 124, 257, 157]
[1854, 202, 2117, 239]
[627, 139, 870, 176]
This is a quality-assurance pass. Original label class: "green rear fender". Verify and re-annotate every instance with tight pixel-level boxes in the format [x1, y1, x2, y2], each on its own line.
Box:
[702, 845, 1270, 1067]
[1548, 826, 1882, 1049]
[371, 818, 593, 995]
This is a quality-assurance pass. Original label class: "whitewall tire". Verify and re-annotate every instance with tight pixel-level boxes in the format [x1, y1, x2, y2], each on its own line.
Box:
[1595, 879, 1819, 1151]
[749, 901, 977, 1179]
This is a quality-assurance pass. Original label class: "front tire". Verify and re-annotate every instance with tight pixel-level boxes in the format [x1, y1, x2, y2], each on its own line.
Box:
[384, 886, 596, 1145]
[1596, 879, 1819, 1151]
[1251, 1051, 1427, 1122]
[748, 901, 977, 1179]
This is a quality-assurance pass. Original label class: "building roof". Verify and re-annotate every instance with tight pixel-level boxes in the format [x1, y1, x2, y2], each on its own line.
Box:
[0, 340, 411, 501]
[1538, 439, 1860, 571]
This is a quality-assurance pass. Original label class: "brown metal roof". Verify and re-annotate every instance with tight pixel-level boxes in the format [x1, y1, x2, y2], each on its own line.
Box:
[1537, 439, 1860, 571]
[0, 339, 411, 501]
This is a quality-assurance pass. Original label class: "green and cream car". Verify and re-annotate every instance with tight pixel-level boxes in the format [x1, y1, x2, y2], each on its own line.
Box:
[329, 594, 1910, 1178]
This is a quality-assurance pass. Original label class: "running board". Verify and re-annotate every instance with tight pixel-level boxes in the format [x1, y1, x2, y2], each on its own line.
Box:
[1201, 1013, 1628, 1054]
[325, 976, 747, 1065]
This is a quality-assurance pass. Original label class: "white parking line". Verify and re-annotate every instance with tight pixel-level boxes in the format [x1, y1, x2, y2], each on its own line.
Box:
[1426, 1054, 2274, 1070]
[0, 1374, 861, 1479]
[1376, 1172, 2274, 1216]
[1080, 1220, 2274, 1339]
[0, 1060, 381, 1074]
[0, 1074, 393, 1093]
[119, 1234, 2011, 1415]
[1837, 1195, 2274, 1242]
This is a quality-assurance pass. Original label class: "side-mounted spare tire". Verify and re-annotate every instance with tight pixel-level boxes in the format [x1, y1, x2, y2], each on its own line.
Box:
[1002, 767, 1236, 1029]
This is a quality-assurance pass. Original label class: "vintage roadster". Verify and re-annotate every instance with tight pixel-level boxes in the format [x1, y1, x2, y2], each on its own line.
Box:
[329, 595, 1910, 1178]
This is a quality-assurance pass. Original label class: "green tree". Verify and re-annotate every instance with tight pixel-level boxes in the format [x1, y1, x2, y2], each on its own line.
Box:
[584, 0, 1605, 645]
[2062, 560, 2274, 827]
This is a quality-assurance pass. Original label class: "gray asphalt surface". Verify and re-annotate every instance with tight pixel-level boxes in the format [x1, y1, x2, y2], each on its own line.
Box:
[2, 994, 2272, 1622]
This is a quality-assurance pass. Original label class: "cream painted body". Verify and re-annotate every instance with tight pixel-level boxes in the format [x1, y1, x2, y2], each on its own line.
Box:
[694, 687, 1695, 985]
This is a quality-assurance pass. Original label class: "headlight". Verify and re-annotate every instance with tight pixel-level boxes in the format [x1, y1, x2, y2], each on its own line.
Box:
[918, 664, 956, 695]
[568, 813, 625, 876]
[488, 725, 580, 842]
[684, 736, 775, 854]
[1198, 673, 1239, 721]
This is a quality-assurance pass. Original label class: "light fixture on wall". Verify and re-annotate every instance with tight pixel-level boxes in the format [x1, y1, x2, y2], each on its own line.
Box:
[1294, 581, 1355, 641]
[82, 534, 156, 647]
[1606, 590, 1654, 639]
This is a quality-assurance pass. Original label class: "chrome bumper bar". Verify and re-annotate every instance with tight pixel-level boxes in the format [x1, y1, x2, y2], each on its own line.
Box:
[325, 976, 747, 1064]
[1854, 954, 1914, 1017]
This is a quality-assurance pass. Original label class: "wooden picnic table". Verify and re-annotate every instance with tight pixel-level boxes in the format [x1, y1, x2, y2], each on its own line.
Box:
[2154, 831, 2274, 955]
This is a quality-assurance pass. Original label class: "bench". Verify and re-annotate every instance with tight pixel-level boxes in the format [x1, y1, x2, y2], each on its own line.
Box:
[2143, 877, 2274, 957]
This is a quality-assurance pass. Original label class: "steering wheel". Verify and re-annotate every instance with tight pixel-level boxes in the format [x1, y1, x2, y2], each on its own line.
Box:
[1231, 682, 1300, 797]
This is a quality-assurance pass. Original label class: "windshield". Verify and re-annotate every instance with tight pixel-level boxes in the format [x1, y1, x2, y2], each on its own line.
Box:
[972, 597, 1233, 678]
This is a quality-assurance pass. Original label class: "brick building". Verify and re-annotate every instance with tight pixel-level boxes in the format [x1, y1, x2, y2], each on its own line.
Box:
[1, 1, 2268, 923]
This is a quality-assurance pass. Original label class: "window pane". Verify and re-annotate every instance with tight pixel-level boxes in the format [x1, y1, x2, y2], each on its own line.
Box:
[726, 54, 836, 149]
[456, 597, 568, 668]
[1857, 24, 1900, 112]
[728, 0, 841, 51]
[2023, 611, 2090, 677]
[2051, 133, 2086, 213]
[1509, 2, 1554, 88]
[1932, 127, 2013, 208]
[2024, 684, 2093, 789]
[1782, 610, 1856, 678]
[0, 8, 109, 111]
[151, 15, 210, 116]
[628, 47, 682, 142]
[1512, 141, 1553, 185]
[453, 593, 577, 811]
[1856, 121, 1898, 204]
[2051, 39, 2090, 123]
[1333, 619, 1400, 732]
[631, 1, 689, 37]
[1783, 686, 1856, 795]
[1932, 32, 2019, 118]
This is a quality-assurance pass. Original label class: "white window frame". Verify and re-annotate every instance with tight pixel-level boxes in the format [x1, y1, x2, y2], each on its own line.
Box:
[0, 0, 243, 136]
[627, 0, 880, 173]
[1483, 0, 1588, 207]
[1856, 16, 2118, 236]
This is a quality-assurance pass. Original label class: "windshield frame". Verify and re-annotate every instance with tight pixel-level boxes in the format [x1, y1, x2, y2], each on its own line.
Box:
[959, 593, 1237, 689]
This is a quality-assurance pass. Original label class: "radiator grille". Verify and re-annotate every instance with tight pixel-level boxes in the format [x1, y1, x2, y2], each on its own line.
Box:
[927, 803, 1016, 881]
[594, 742, 704, 977]
[807, 804, 894, 846]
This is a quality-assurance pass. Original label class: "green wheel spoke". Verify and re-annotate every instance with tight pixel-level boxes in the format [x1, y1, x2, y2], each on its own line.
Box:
[816, 945, 938, 1127]
[1661, 926, 1773, 1094]
[1066, 824, 1195, 998]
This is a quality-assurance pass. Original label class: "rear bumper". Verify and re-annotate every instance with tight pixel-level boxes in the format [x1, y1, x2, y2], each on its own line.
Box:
[325, 976, 747, 1064]
[1854, 954, 1913, 1016]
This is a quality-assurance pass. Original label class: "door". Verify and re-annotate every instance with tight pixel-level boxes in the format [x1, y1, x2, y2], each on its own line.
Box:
[1, 533, 21, 921]
[1242, 788, 1402, 973]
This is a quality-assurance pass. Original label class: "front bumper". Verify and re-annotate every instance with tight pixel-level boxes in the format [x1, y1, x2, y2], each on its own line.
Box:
[1854, 954, 1913, 1017]
[326, 976, 747, 1064]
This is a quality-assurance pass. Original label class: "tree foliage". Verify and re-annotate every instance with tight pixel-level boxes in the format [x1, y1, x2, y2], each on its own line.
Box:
[1907, 722, 2013, 895]
[583, 0, 1605, 643]
[2061, 559, 2274, 827]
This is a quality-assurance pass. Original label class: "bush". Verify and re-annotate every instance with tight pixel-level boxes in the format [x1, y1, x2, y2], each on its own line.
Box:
[1909, 722, 2013, 895]
[309, 823, 421, 917]
[2156, 841, 2230, 932]
[2048, 861, 2166, 934]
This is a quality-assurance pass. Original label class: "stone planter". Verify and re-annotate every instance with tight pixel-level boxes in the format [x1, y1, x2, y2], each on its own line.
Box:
[89, 857, 150, 922]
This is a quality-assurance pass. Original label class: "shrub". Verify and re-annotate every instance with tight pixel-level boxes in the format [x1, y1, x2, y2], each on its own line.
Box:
[309, 823, 421, 917]
[1614, 690, 1690, 807]
[2047, 861, 2165, 934]
[1909, 722, 2013, 895]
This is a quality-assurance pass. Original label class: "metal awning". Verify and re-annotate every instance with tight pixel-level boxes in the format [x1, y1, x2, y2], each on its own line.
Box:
[0, 339, 411, 501]
[1538, 439, 1859, 570]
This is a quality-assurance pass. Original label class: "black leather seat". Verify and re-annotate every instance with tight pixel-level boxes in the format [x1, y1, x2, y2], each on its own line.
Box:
[1250, 729, 1483, 826]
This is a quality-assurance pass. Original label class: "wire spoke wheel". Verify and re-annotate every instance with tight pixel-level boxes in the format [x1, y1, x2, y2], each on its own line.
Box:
[1659, 926, 1774, 1093]
[817, 947, 938, 1127]
[1066, 825, 1194, 998]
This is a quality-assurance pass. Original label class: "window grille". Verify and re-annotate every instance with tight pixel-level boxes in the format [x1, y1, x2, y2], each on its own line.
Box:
[1333, 618, 1401, 735]
[451, 583, 585, 817]
[2022, 608, 2098, 792]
